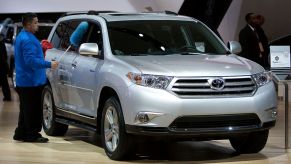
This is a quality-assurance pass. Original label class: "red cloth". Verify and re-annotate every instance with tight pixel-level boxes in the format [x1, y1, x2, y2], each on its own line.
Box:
[41, 40, 53, 57]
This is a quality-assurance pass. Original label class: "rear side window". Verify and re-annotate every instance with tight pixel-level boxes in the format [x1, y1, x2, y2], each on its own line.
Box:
[51, 22, 67, 49]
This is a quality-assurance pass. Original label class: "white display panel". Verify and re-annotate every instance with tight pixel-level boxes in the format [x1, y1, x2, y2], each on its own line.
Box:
[270, 46, 291, 68]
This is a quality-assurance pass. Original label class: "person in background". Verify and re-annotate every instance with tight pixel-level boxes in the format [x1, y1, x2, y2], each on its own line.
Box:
[239, 13, 267, 68]
[255, 14, 269, 69]
[0, 33, 11, 101]
[13, 13, 58, 143]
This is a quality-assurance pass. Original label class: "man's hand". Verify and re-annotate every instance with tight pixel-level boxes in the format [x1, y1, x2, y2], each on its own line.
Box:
[51, 61, 59, 70]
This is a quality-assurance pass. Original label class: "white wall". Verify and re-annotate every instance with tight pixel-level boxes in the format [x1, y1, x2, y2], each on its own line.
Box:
[219, 0, 291, 43]
[0, 0, 184, 13]
[154, 0, 184, 12]
[2, 0, 289, 43]
[217, 0, 243, 43]
[0, 0, 137, 13]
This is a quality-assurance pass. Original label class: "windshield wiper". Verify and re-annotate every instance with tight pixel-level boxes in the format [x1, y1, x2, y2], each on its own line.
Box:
[180, 52, 203, 55]
[128, 53, 148, 56]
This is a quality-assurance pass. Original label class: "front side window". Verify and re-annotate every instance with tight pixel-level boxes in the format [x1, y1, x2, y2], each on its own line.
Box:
[51, 20, 103, 54]
[108, 20, 227, 56]
[51, 20, 82, 50]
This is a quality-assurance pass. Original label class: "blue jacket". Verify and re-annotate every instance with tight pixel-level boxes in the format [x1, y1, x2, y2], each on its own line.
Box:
[14, 29, 51, 87]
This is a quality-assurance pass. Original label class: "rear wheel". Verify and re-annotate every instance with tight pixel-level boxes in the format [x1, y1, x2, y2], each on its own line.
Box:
[229, 130, 269, 154]
[42, 85, 68, 136]
[101, 97, 133, 160]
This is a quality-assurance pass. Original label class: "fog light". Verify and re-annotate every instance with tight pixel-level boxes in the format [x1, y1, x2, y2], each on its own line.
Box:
[135, 112, 164, 124]
[265, 107, 277, 119]
[136, 113, 149, 123]
[271, 111, 277, 118]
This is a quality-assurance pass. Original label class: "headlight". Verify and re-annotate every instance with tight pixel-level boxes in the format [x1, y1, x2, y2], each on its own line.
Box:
[253, 72, 272, 87]
[126, 72, 173, 89]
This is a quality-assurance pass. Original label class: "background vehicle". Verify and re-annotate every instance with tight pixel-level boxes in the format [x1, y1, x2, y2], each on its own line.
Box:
[2, 21, 54, 87]
[43, 11, 277, 160]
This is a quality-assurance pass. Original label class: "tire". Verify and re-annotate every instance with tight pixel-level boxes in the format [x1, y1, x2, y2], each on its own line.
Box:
[42, 85, 68, 136]
[229, 130, 269, 154]
[101, 97, 133, 160]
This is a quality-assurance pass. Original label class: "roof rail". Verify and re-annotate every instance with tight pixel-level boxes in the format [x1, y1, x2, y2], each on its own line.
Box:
[87, 10, 118, 15]
[142, 10, 178, 16]
[62, 11, 87, 17]
[164, 10, 178, 15]
[61, 10, 118, 17]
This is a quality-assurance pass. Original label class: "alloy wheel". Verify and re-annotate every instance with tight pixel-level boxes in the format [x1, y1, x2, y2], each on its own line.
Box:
[104, 105, 120, 152]
[42, 90, 53, 129]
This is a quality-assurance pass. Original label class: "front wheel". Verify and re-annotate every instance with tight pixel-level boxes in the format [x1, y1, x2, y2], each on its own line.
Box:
[42, 85, 68, 136]
[229, 130, 269, 154]
[101, 97, 133, 160]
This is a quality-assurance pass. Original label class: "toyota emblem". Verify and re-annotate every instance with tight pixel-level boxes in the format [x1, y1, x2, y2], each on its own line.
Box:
[209, 78, 225, 90]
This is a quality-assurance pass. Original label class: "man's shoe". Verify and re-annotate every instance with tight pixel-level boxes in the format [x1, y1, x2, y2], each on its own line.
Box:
[24, 136, 49, 143]
[13, 135, 24, 141]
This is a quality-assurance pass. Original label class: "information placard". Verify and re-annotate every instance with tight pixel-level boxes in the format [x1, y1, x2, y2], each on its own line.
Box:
[270, 46, 291, 68]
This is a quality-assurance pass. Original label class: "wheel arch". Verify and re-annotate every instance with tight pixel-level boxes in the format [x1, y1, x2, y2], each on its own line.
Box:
[97, 86, 120, 134]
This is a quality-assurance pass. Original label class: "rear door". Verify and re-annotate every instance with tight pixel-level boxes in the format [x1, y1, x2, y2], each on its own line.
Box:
[49, 20, 83, 111]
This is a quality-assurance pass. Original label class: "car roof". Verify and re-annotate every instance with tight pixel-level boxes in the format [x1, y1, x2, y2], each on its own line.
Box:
[99, 12, 196, 22]
[61, 11, 197, 22]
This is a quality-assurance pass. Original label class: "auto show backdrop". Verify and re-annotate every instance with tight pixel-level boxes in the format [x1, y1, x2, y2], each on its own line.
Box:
[0, 0, 290, 43]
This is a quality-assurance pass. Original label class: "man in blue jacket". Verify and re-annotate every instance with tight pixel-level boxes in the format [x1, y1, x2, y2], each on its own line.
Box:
[13, 13, 58, 142]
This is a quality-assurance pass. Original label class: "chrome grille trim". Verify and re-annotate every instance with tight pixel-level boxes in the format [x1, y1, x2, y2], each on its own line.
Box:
[170, 76, 257, 98]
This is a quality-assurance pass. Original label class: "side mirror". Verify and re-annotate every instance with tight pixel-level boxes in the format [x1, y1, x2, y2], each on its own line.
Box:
[79, 43, 99, 57]
[227, 41, 242, 54]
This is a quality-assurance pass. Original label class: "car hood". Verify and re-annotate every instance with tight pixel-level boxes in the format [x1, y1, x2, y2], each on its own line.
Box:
[117, 54, 264, 76]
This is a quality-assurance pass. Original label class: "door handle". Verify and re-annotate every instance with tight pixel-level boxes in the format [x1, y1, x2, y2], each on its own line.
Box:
[72, 61, 77, 68]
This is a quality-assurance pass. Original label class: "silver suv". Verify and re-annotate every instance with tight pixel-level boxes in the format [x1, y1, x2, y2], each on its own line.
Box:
[43, 11, 277, 160]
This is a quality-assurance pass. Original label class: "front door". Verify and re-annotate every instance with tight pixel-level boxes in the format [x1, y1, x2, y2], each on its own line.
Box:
[70, 55, 102, 116]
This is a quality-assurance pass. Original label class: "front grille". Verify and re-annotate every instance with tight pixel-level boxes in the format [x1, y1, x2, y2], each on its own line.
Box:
[170, 76, 256, 98]
[169, 114, 261, 131]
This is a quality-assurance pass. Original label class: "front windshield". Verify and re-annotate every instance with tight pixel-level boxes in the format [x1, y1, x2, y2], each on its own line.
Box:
[108, 20, 227, 56]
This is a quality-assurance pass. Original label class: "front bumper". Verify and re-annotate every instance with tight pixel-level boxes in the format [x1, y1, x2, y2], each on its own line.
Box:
[121, 81, 277, 135]
[126, 120, 275, 137]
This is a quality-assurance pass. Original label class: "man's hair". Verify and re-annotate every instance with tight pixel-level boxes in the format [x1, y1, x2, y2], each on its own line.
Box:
[22, 12, 37, 26]
[245, 13, 254, 22]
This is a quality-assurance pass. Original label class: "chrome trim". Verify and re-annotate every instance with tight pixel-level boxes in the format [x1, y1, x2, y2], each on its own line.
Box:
[169, 76, 257, 98]
[57, 83, 94, 92]
[56, 107, 96, 126]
